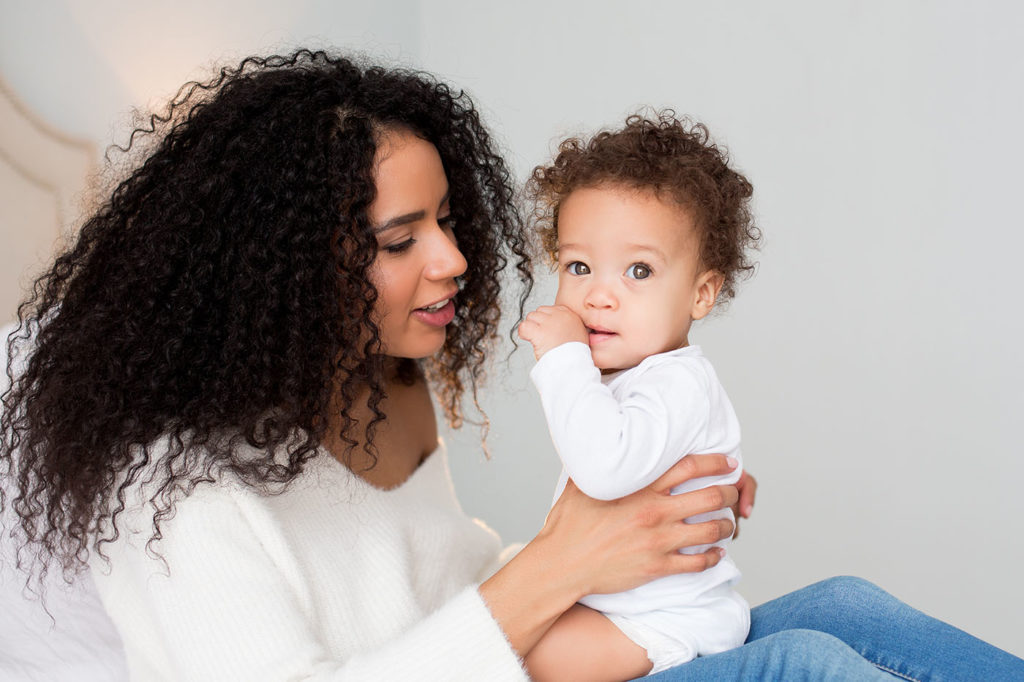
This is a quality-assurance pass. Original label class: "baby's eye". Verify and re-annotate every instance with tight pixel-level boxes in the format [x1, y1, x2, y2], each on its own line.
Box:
[566, 261, 591, 276]
[626, 263, 652, 280]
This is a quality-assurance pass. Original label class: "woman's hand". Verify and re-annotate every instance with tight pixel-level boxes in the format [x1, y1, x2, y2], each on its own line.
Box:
[544, 453, 739, 597]
[732, 470, 758, 538]
[479, 453, 739, 656]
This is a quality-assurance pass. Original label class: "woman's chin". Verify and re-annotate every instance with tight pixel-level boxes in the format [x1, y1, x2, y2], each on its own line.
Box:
[382, 334, 448, 361]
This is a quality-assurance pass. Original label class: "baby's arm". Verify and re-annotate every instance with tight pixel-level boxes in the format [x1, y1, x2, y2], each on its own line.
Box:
[529, 342, 712, 500]
[525, 604, 651, 682]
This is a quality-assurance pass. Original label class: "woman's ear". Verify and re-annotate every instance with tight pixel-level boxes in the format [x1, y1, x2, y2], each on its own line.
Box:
[691, 270, 725, 320]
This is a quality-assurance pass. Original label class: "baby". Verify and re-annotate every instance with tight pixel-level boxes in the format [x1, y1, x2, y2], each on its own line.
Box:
[519, 112, 761, 680]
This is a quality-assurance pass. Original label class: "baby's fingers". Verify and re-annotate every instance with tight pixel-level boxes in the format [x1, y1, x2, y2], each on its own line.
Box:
[517, 310, 548, 340]
[517, 320, 534, 342]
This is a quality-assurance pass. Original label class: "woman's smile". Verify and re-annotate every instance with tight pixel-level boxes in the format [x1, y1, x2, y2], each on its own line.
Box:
[412, 293, 458, 327]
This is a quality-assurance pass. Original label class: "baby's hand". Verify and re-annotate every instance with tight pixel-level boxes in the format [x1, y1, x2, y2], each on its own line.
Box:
[517, 305, 588, 360]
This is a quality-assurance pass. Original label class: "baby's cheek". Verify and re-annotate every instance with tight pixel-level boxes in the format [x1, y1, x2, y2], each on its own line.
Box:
[553, 288, 574, 309]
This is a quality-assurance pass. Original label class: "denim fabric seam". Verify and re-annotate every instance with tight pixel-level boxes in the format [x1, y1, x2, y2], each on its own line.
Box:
[872, 662, 919, 682]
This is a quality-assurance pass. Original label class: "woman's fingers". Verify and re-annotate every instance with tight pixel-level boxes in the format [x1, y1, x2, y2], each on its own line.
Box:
[543, 469, 739, 599]
[735, 470, 757, 518]
[669, 517, 735, 551]
[667, 484, 738, 523]
[651, 454, 738, 493]
[731, 470, 757, 538]
[665, 547, 726, 574]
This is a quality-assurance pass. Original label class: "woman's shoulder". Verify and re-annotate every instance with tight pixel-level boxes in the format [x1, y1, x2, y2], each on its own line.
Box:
[95, 429, 325, 536]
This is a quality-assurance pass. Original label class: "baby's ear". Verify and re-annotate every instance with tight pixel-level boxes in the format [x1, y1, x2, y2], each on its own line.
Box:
[691, 271, 725, 320]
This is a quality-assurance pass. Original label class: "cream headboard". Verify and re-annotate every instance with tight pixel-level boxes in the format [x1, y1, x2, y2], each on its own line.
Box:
[0, 78, 95, 324]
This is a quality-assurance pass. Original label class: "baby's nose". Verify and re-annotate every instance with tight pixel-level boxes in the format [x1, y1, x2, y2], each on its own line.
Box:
[583, 282, 617, 309]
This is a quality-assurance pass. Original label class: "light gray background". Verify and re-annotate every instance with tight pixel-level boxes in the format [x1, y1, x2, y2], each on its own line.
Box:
[3, 0, 1022, 658]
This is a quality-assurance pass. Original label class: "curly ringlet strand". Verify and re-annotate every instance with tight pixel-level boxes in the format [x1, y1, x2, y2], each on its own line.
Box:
[1, 49, 533, 585]
[528, 109, 761, 305]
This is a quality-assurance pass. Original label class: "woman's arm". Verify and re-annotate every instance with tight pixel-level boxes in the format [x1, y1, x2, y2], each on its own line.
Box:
[91, 453, 738, 679]
[479, 453, 739, 657]
[91, 480, 527, 681]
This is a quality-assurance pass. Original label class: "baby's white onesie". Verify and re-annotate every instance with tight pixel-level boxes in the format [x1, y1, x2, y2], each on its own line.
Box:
[531, 342, 749, 671]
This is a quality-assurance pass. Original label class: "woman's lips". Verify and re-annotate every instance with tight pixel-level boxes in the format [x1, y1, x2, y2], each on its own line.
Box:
[412, 298, 456, 327]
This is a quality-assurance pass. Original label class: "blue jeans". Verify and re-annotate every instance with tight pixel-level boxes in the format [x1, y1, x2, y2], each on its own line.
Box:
[639, 576, 1024, 681]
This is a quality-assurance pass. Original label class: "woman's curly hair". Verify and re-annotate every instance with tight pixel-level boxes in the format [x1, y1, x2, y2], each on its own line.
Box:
[0, 49, 532, 580]
[528, 111, 760, 303]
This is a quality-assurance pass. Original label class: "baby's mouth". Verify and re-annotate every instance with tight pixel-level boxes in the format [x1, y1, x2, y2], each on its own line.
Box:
[586, 326, 617, 343]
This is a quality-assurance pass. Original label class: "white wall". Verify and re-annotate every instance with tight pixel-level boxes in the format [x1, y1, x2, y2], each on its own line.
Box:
[424, 1, 1024, 658]
[0, 0, 421, 148]
[2, 0, 1021, 658]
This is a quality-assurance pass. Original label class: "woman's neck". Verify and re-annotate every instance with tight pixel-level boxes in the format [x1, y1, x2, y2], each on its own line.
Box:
[322, 365, 439, 489]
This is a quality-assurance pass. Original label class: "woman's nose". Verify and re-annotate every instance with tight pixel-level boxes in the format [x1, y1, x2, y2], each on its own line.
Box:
[424, 224, 467, 281]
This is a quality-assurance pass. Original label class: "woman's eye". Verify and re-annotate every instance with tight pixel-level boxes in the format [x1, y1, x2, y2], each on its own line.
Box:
[438, 214, 455, 230]
[626, 263, 651, 280]
[566, 261, 590, 276]
[383, 238, 415, 254]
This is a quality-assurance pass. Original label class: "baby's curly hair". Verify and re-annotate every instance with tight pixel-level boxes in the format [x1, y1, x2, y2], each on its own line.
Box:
[528, 111, 760, 303]
[1, 49, 531, 580]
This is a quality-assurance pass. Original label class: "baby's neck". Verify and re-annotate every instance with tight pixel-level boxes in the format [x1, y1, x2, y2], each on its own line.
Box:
[598, 341, 691, 376]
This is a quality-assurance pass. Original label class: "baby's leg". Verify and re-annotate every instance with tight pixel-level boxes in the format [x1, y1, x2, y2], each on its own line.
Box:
[525, 604, 652, 682]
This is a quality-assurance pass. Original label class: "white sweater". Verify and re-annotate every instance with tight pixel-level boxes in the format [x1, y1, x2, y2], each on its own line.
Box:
[88, 443, 528, 681]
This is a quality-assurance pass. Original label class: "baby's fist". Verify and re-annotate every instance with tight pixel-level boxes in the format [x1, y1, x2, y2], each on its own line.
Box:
[517, 305, 588, 360]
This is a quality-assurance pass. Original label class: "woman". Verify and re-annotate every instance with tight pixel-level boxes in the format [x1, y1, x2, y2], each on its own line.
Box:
[2, 50, 1020, 680]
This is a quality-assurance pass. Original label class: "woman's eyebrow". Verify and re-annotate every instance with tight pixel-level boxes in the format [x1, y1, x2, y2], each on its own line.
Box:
[374, 190, 451, 233]
[374, 211, 425, 233]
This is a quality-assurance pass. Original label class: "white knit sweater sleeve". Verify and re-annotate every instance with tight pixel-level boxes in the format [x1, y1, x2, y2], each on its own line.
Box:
[93, 482, 526, 681]
[530, 342, 711, 501]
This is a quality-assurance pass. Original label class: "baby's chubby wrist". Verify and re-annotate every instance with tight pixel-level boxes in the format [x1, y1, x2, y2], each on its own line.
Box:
[532, 337, 585, 361]
[532, 337, 589, 364]
[530, 342, 597, 394]
[534, 340, 590, 367]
